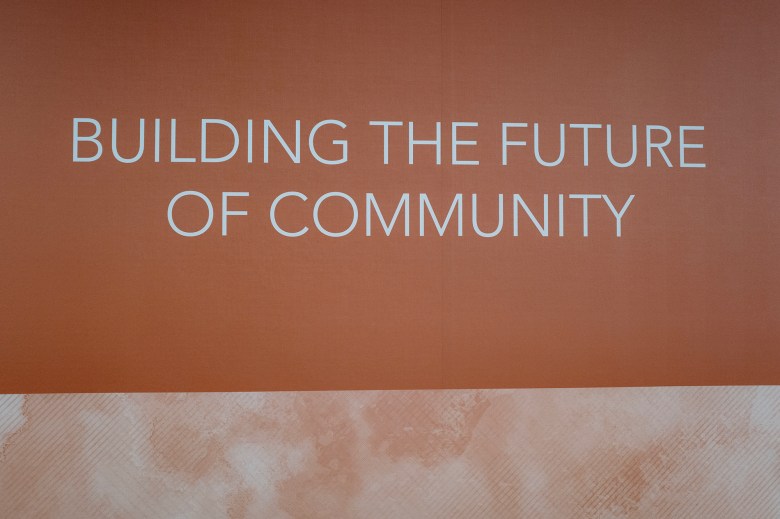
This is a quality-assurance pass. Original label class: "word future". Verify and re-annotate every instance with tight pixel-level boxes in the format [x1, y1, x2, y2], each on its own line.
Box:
[73, 118, 705, 168]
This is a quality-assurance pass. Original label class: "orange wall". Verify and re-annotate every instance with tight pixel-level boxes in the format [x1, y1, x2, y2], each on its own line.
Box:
[1, 0, 778, 392]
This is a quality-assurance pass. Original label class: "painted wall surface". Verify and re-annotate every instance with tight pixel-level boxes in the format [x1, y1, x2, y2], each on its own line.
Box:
[1, 0, 778, 392]
[1, 1, 778, 516]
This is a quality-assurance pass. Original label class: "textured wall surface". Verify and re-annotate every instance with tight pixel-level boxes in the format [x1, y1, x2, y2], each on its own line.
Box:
[1, 387, 778, 518]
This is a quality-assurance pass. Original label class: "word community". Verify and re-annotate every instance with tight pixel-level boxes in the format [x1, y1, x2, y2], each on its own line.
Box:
[167, 191, 636, 238]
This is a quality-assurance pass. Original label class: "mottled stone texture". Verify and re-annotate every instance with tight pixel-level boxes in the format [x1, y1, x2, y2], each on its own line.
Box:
[1, 387, 778, 518]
